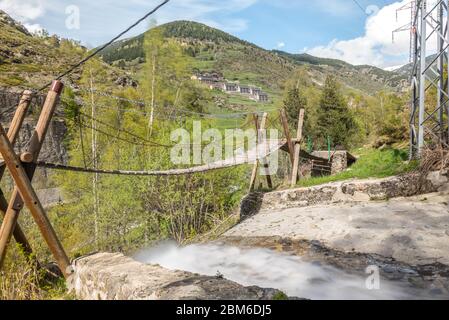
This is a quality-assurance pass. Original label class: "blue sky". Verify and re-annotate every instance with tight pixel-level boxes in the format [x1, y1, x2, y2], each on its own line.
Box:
[0, 0, 414, 68]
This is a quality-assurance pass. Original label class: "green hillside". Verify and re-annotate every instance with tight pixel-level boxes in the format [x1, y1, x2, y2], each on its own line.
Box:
[0, 10, 86, 89]
[100, 21, 296, 92]
[273, 51, 408, 93]
[99, 20, 407, 95]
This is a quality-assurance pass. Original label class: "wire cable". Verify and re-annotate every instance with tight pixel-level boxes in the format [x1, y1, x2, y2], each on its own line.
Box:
[352, 0, 369, 16]
[37, 0, 170, 92]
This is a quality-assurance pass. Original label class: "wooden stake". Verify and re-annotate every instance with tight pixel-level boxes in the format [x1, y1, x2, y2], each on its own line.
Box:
[279, 109, 295, 165]
[248, 114, 260, 192]
[0, 191, 34, 258]
[0, 81, 64, 270]
[290, 109, 305, 188]
[0, 90, 33, 176]
[0, 90, 34, 257]
[0, 122, 71, 277]
[249, 113, 273, 191]
[259, 113, 273, 189]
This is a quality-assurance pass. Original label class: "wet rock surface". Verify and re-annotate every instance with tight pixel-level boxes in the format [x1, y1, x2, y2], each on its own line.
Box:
[220, 236, 449, 299]
[68, 252, 290, 300]
[230, 195, 449, 266]
[227, 181, 449, 299]
[230, 176, 449, 298]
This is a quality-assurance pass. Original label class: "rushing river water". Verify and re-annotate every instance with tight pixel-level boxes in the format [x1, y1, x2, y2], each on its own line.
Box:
[133, 242, 429, 300]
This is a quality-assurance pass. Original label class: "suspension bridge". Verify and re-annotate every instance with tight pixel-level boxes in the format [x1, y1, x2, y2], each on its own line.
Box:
[0, 72, 316, 277]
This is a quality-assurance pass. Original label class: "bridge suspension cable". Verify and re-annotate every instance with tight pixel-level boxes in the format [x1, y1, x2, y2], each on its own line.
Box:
[37, 0, 170, 92]
[36, 138, 286, 177]
[65, 115, 174, 148]
[68, 85, 278, 119]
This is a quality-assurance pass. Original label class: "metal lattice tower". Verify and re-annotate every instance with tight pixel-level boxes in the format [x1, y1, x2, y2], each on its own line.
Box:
[395, 1, 449, 157]
[409, 0, 449, 157]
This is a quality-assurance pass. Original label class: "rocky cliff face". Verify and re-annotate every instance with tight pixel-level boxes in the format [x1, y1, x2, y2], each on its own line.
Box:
[0, 10, 30, 36]
[0, 90, 68, 163]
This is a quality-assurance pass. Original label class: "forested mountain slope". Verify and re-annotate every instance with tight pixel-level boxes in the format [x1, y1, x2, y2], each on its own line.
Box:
[99, 20, 408, 94]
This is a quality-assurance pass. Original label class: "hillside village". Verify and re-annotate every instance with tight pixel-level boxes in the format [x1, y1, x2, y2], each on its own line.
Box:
[191, 71, 269, 102]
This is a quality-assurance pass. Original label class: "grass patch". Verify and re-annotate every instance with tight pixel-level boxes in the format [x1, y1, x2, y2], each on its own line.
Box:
[297, 147, 418, 188]
[15, 63, 42, 73]
[0, 75, 26, 86]
[272, 291, 289, 300]
[0, 245, 74, 300]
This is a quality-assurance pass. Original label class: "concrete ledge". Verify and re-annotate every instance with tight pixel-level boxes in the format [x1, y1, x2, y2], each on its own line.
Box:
[68, 252, 285, 300]
[240, 172, 448, 219]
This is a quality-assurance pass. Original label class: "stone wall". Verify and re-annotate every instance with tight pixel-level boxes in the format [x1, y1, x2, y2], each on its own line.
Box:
[68, 252, 286, 300]
[240, 171, 449, 220]
[311, 151, 355, 174]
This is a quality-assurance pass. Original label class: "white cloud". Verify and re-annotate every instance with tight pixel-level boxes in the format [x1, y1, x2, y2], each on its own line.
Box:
[1, 0, 259, 37]
[384, 64, 404, 72]
[265, 0, 357, 17]
[0, 0, 46, 22]
[24, 23, 44, 34]
[277, 42, 285, 49]
[133, 0, 258, 32]
[200, 18, 250, 33]
[306, 0, 427, 68]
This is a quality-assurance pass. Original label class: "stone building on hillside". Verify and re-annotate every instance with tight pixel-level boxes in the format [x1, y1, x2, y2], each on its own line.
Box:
[192, 71, 269, 102]
[238, 85, 251, 94]
[250, 87, 262, 96]
[223, 82, 238, 92]
[255, 92, 269, 102]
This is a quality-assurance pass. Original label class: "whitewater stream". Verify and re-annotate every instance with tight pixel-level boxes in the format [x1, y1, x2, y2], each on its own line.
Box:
[134, 242, 432, 300]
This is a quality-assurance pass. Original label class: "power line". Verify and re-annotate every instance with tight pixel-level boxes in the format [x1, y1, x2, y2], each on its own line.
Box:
[37, 0, 170, 92]
[66, 115, 173, 148]
[352, 0, 369, 16]
[71, 86, 277, 118]
[79, 112, 174, 148]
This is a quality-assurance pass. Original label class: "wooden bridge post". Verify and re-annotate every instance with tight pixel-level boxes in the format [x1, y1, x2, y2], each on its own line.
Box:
[290, 109, 305, 188]
[0, 122, 71, 276]
[0, 81, 69, 274]
[260, 113, 273, 189]
[0, 91, 34, 258]
[279, 109, 295, 165]
[249, 113, 273, 191]
[249, 114, 260, 192]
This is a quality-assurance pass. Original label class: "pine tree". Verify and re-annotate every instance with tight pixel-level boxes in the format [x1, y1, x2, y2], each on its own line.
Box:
[316, 75, 356, 148]
[283, 87, 307, 131]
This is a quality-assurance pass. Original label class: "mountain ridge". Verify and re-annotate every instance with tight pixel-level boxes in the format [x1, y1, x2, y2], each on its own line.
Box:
[98, 20, 408, 94]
